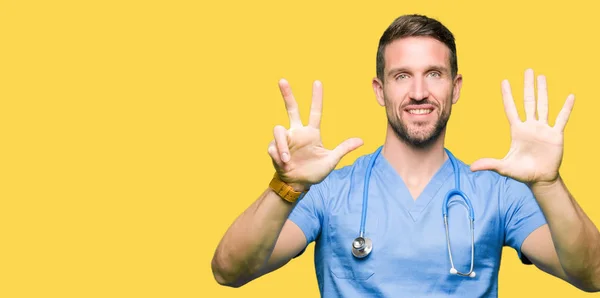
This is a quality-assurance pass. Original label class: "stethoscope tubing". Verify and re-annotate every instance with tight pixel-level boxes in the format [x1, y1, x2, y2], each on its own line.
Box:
[353, 146, 476, 277]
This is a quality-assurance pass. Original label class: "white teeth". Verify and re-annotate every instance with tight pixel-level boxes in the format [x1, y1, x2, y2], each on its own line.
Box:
[408, 109, 432, 115]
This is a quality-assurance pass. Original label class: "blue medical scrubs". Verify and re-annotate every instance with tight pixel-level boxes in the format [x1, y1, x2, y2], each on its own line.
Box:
[288, 148, 547, 297]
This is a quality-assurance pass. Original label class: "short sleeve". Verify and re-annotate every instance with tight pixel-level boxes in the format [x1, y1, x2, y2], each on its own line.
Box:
[288, 177, 328, 250]
[502, 178, 548, 264]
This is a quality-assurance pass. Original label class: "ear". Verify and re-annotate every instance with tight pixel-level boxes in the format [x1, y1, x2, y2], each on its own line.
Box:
[451, 74, 463, 104]
[372, 77, 385, 106]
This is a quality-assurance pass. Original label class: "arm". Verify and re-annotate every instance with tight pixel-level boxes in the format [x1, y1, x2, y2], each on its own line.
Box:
[471, 69, 599, 292]
[521, 177, 600, 292]
[211, 187, 307, 287]
[211, 79, 362, 287]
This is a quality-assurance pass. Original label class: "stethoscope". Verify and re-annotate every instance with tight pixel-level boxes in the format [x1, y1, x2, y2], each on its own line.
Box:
[350, 146, 476, 278]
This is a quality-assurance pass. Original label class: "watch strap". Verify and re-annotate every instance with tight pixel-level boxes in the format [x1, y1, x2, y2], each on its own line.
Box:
[269, 173, 307, 203]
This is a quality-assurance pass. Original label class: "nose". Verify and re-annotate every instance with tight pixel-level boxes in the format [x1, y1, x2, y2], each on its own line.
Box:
[408, 77, 430, 101]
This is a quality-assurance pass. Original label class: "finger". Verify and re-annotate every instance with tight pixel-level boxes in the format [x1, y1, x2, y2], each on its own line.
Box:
[278, 79, 303, 129]
[553, 94, 575, 132]
[273, 125, 290, 163]
[536, 75, 549, 123]
[331, 138, 364, 162]
[267, 140, 284, 168]
[501, 80, 520, 125]
[470, 158, 504, 173]
[308, 80, 323, 128]
[523, 68, 536, 121]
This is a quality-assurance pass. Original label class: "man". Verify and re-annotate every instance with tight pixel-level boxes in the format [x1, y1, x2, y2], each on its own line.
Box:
[211, 14, 600, 297]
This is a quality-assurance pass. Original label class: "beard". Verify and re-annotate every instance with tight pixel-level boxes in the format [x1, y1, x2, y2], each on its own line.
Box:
[385, 96, 452, 149]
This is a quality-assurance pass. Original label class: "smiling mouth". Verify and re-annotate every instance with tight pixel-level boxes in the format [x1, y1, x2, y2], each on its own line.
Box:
[407, 109, 433, 115]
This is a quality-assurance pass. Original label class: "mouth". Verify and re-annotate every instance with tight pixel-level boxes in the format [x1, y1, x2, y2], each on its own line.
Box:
[404, 104, 436, 117]
[407, 108, 433, 115]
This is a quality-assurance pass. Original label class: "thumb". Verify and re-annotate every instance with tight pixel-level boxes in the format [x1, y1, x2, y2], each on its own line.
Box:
[470, 158, 504, 173]
[332, 137, 364, 162]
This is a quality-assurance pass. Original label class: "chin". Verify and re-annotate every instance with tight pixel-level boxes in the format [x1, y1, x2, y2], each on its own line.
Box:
[407, 128, 435, 140]
[402, 127, 441, 148]
[389, 116, 447, 149]
[409, 135, 435, 144]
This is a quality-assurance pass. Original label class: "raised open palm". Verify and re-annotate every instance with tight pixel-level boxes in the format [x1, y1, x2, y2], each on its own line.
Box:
[267, 79, 363, 191]
[470, 69, 575, 185]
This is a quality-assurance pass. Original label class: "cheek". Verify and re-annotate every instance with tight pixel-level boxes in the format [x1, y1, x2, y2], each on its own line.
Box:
[427, 84, 453, 107]
[384, 86, 408, 106]
[427, 80, 450, 95]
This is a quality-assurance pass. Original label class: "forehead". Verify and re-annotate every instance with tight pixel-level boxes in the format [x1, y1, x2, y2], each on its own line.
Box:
[384, 36, 451, 71]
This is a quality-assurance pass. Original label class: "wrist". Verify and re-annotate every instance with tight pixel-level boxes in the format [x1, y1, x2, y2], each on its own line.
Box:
[274, 172, 310, 192]
[529, 175, 563, 193]
[269, 173, 310, 203]
[287, 182, 309, 193]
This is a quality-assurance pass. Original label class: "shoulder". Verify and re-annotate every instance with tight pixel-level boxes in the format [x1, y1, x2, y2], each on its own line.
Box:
[304, 151, 376, 198]
[321, 151, 376, 186]
[297, 152, 373, 209]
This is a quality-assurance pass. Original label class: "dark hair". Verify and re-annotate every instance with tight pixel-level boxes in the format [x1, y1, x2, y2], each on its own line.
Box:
[376, 14, 458, 81]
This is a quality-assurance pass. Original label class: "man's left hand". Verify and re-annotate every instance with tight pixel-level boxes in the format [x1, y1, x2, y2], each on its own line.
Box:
[470, 68, 575, 186]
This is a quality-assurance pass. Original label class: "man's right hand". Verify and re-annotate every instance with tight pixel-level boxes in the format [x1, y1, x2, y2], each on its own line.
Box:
[212, 79, 362, 287]
[267, 79, 364, 192]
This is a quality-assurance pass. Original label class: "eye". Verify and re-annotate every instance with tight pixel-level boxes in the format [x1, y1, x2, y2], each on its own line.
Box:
[396, 73, 409, 80]
[428, 72, 441, 78]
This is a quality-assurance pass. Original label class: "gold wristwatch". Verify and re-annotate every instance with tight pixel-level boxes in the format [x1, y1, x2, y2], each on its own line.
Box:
[269, 173, 307, 203]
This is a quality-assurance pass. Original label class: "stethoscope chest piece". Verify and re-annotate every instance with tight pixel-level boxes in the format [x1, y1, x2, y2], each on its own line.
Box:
[351, 236, 372, 258]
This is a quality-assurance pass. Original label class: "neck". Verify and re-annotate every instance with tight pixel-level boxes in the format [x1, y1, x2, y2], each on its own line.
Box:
[382, 124, 448, 193]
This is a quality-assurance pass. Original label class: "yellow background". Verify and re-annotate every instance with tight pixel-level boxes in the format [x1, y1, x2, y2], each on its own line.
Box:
[1, 0, 599, 297]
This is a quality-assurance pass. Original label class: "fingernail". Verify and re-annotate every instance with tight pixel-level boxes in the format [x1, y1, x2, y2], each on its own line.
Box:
[282, 152, 289, 162]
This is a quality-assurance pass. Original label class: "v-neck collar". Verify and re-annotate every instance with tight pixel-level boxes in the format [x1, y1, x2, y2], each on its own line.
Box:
[373, 151, 455, 222]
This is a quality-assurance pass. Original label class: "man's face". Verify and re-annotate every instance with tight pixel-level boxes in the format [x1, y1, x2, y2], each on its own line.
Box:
[373, 36, 462, 148]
